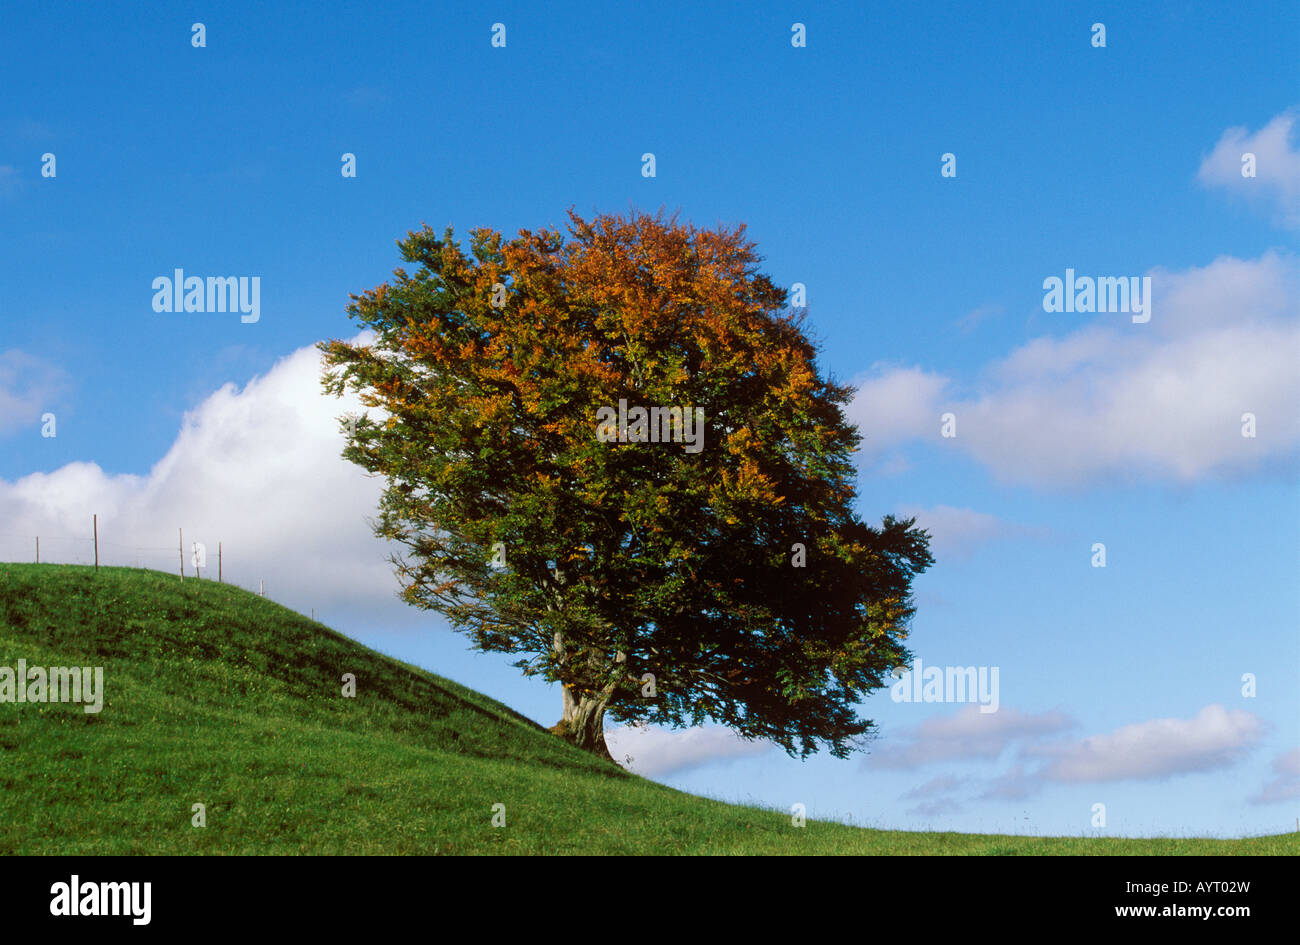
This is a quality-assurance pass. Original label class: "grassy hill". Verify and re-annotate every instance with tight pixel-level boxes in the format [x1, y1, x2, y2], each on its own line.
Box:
[0, 563, 1291, 855]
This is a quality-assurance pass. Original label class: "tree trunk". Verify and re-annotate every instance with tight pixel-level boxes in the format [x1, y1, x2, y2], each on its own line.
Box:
[551, 684, 613, 760]
[548, 628, 615, 760]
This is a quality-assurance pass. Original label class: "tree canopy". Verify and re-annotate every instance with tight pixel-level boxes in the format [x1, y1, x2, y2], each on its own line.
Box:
[319, 208, 933, 760]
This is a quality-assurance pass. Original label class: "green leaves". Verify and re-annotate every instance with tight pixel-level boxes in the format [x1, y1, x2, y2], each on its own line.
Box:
[319, 209, 933, 758]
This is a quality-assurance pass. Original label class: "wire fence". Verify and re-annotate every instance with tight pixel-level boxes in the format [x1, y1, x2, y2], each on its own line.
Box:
[0, 521, 267, 597]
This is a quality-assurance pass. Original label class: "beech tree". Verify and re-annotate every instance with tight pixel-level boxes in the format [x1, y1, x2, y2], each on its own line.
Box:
[319, 208, 933, 760]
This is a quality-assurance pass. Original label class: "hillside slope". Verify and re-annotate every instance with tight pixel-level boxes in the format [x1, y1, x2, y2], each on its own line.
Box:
[0, 564, 1290, 855]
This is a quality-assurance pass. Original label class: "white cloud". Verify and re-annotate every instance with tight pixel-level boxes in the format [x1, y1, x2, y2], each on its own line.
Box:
[877, 704, 1267, 796]
[868, 706, 1075, 769]
[1029, 704, 1264, 783]
[979, 764, 1041, 801]
[895, 504, 1035, 561]
[0, 349, 69, 436]
[1197, 108, 1300, 229]
[956, 302, 1004, 334]
[0, 337, 407, 624]
[1249, 747, 1300, 805]
[906, 798, 963, 818]
[848, 365, 949, 451]
[847, 252, 1300, 486]
[900, 774, 964, 800]
[605, 723, 774, 777]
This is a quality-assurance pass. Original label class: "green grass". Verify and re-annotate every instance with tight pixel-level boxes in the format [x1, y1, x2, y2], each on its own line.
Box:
[0, 563, 1292, 855]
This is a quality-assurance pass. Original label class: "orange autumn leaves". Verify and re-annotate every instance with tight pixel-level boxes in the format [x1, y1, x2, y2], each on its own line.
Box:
[318, 208, 933, 760]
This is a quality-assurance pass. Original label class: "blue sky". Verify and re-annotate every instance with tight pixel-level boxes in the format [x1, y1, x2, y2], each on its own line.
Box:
[1, 1, 1297, 837]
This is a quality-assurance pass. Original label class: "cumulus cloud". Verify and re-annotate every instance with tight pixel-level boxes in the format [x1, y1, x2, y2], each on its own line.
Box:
[879, 705, 1266, 799]
[1028, 704, 1264, 783]
[605, 723, 774, 777]
[0, 337, 409, 625]
[1249, 747, 1300, 805]
[847, 252, 1300, 486]
[850, 365, 949, 454]
[0, 349, 70, 436]
[867, 706, 1075, 769]
[1197, 108, 1300, 229]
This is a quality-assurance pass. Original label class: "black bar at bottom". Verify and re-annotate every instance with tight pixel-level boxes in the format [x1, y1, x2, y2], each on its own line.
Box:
[0, 853, 1291, 932]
